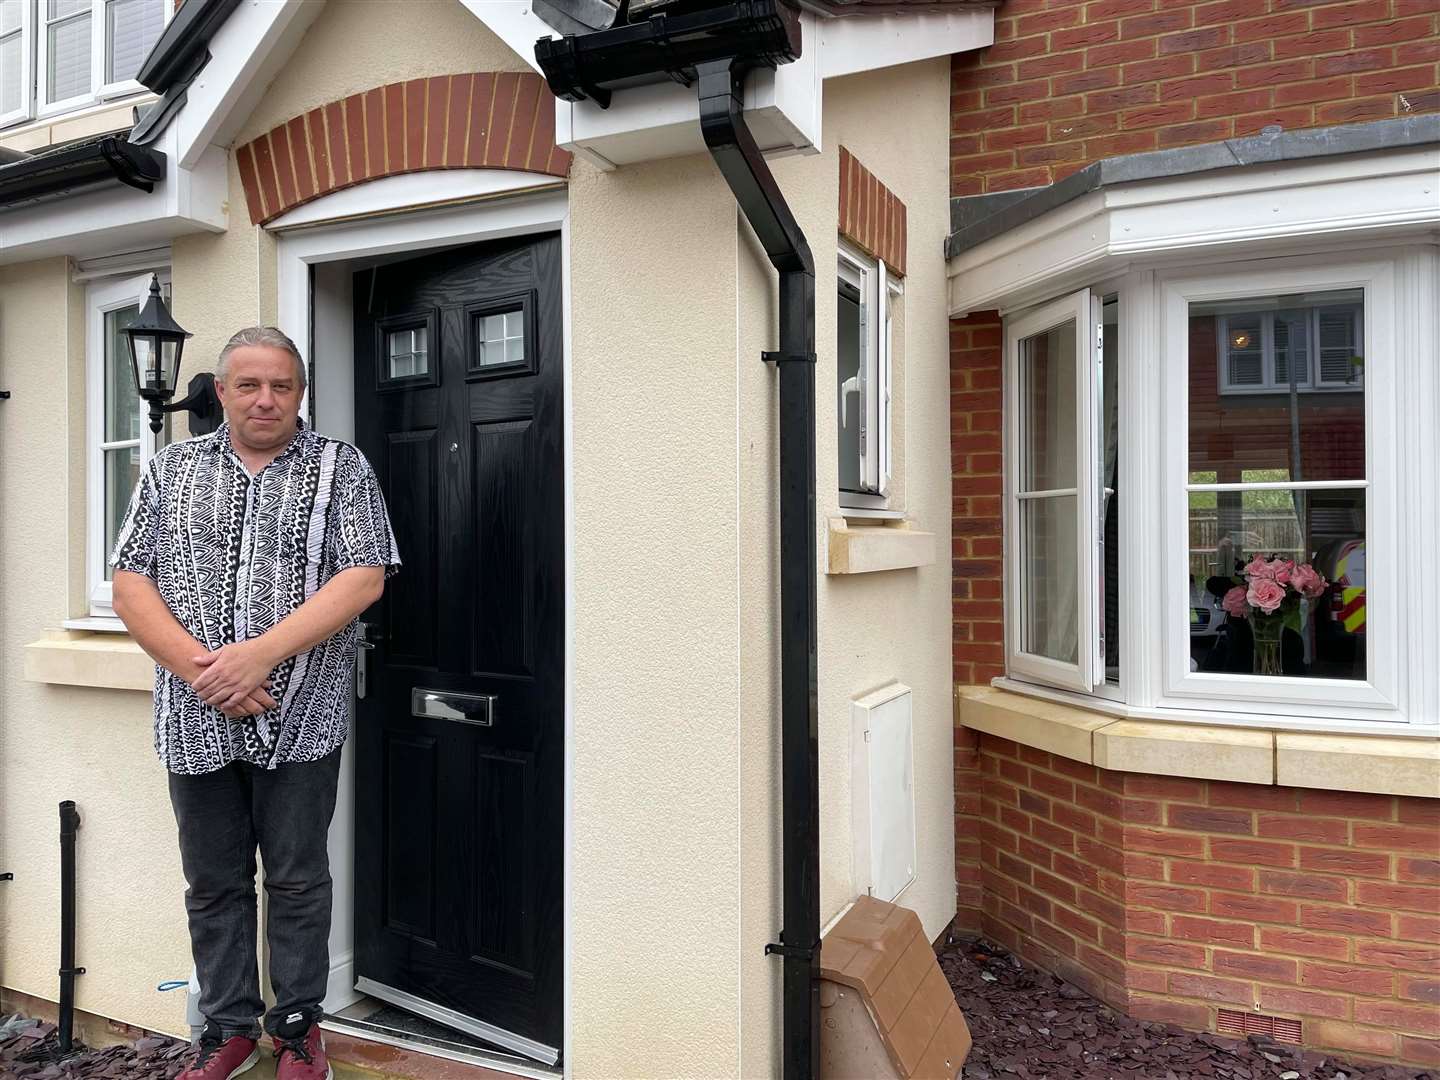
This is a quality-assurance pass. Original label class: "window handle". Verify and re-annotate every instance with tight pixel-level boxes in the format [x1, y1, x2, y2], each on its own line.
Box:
[839, 375, 859, 428]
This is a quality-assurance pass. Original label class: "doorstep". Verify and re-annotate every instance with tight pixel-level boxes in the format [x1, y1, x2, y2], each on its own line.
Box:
[245, 1031, 524, 1080]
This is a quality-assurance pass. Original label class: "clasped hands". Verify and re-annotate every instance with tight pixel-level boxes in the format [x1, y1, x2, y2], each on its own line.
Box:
[189, 639, 282, 720]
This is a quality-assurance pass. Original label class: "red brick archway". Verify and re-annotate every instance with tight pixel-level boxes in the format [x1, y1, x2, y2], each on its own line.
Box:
[235, 71, 572, 226]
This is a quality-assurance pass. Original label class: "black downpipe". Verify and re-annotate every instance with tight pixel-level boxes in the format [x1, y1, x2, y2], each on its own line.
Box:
[697, 59, 820, 1080]
[58, 800, 83, 1053]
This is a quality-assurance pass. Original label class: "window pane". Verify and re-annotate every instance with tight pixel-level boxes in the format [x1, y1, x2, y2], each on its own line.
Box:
[476, 307, 523, 368]
[1189, 487, 1365, 681]
[837, 282, 862, 492]
[48, 9, 90, 101]
[387, 327, 427, 379]
[105, 304, 140, 442]
[107, 0, 165, 84]
[1221, 313, 1263, 387]
[1318, 305, 1363, 385]
[103, 445, 140, 581]
[1101, 296, 1120, 683]
[1, 0, 20, 33]
[1020, 320, 1076, 492]
[1021, 495, 1078, 664]
[49, 0, 89, 16]
[1190, 290, 1365, 483]
[0, 30, 20, 115]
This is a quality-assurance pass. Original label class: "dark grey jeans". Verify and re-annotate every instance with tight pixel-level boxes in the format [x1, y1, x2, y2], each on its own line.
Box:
[168, 748, 343, 1040]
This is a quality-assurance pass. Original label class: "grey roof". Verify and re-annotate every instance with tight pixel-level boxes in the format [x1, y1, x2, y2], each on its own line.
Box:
[947, 114, 1440, 258]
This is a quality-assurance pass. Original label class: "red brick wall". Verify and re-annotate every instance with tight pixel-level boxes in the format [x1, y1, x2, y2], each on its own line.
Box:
[972, 733, 1440, 1067]
[950, 0, 1440, 195]
[950, 313, 1004, 933]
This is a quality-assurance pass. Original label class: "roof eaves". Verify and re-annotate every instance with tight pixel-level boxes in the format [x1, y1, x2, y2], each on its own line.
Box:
[946, 114, 1440, 258]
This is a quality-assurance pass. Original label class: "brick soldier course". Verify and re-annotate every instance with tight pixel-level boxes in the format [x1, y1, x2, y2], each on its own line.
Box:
[235, 71, 572, 226]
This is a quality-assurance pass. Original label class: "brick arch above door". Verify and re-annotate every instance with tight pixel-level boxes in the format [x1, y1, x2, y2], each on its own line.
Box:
[235, 72, 572, 226]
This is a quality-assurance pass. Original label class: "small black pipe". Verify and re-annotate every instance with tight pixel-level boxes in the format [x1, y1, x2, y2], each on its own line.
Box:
[58, 801, 82, 1053]
[698, 57, 819, 1080]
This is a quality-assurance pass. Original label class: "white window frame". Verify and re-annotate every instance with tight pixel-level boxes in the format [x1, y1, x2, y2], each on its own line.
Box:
[1002, 287, 1102, 693]
[1160, 256, 1399, 717]
[86, 270, 165, 618]
[998, 247, 1439, 730]
[1218, 303, 1366, 395]
[0, 0, 34, 128]
[838, 241, 894, 511]
[31, 0, 167, 122]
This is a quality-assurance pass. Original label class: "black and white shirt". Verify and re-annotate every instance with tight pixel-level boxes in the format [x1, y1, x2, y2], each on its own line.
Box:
[111, 420, 401, 775]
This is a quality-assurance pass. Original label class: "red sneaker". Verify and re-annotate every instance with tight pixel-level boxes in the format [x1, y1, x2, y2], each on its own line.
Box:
[272, 1022, 332, 1080]
[178, 1027, 259, 1079]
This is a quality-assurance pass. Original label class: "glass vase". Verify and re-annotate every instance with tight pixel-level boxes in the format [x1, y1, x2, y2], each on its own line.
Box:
[1251, 615, 1283, 676]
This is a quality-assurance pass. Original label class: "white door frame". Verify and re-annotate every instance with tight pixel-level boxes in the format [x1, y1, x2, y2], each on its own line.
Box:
[273, 177, 574, 1074]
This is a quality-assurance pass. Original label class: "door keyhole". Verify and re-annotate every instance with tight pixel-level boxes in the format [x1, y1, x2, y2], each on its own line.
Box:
[449, 442, 459, 453]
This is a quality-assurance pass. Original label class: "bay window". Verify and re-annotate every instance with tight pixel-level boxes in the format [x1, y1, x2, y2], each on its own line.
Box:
[2, 0, 166, 128]
[1001, 248, 1433, 730]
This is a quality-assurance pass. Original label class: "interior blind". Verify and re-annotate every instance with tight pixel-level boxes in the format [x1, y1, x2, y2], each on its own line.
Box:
[107, 0, 162, 84]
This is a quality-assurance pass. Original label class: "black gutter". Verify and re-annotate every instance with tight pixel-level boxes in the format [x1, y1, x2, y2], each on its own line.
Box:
[136, 0, 242, 92]
[0, 134, 166, 212]
[535, 8, 821, 1076]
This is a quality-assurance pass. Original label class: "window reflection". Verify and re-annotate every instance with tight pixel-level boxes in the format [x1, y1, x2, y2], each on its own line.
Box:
[1187, 289, 1366, 681]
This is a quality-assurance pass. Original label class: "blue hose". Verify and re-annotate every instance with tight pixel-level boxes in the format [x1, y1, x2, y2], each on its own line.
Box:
[157, 980, 188, 992]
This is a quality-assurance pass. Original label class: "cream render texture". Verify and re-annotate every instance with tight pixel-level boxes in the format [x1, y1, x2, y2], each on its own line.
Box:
[2, 2, 958, 1074]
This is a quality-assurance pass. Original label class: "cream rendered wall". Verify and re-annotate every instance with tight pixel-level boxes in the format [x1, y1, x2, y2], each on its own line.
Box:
[566, 153, 746, 1075]
[0, 259, 193, 1036]
[233, 0, 531, 148]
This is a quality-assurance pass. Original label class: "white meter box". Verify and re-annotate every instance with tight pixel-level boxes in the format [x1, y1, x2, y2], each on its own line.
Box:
[851, 682, 917, 904]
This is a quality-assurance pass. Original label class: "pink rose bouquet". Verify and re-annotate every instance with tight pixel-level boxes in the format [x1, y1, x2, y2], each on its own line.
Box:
[1220, 554, 1328, 675]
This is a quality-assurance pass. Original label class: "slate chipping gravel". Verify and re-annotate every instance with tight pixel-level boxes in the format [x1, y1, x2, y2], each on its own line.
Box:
[6, 951, 1440, 1080]
[938, 937, 1436, 1080]
[0, 1017, 190, 1080]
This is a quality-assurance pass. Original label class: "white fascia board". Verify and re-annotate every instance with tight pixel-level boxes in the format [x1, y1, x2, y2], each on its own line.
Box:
[820, 10, 993, 79]
[0, 127, 227, 265]
[175, 0, 325, 171]
[948, 148, 1440, 315]
[554, 13, 821, 170]
[454, 0, 556, 73]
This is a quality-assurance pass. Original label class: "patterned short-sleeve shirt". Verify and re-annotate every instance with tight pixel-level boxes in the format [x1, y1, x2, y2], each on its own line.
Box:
[110, 420, 401, 775]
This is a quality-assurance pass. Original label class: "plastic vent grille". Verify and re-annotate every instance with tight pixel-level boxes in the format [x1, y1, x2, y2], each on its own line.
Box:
[1216, 1009, 1302, 1045]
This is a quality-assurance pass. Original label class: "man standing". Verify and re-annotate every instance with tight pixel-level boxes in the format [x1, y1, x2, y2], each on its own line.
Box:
[112, 327, 400, 1080]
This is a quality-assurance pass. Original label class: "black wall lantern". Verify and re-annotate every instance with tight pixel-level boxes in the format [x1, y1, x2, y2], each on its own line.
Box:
[122, 275, 219, 435]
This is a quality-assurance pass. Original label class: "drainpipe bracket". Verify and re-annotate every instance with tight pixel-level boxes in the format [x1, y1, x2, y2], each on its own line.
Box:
[0, 871, 12, 880]
[58, 967, 85, 977]
[764, 939, 819, 961]
[762, 350, 816, 365]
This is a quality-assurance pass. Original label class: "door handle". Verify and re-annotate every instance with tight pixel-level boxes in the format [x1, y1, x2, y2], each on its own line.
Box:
[356, 621, 376, 700]
[411, 688, 495, 727]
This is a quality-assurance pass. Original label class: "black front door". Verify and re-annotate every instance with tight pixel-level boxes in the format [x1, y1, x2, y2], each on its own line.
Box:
[352, 235, 564, 1062]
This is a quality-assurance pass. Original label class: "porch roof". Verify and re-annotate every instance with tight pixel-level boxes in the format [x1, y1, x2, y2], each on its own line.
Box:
[946, 114, 1440, 259]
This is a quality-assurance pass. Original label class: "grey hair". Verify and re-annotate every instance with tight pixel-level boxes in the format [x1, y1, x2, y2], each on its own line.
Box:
[216, 326, 308, 388]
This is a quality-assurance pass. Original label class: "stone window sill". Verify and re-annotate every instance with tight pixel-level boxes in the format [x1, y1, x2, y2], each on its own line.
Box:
[23, 631, 154, 692]
[956, 685, 1440, 799]
[826, 517, 935, 575]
